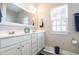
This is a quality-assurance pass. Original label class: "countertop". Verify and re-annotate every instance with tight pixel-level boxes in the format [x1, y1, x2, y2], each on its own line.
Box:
[0, 30, 45, 39]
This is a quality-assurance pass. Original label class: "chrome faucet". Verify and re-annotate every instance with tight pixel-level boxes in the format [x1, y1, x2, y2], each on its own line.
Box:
[8, 31, 15, 35]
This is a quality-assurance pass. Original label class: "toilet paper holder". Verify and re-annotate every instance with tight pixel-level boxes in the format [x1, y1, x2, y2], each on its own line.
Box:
[72, 38, 78, 45]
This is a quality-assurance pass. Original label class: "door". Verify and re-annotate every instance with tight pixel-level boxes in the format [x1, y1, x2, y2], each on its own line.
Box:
[0, 44, 21, 55]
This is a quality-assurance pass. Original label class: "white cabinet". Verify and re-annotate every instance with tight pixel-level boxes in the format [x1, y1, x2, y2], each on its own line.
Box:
[31, 32, 45, 55]
[21, 41, 27, 55]
[31, 33, 38, 55]
[26, 40, 31, 55]
[0, 40, 32, 55]
[0, 44, 21, 55]
[41, 32, 45, 49]
[37, 32, 45, 52]
[37, 33, 42, 52]
[0, 35, 30, 48]
[0, 34, 32, 55]
[0, 31, 45, 55]
[21, 40, 31, 55]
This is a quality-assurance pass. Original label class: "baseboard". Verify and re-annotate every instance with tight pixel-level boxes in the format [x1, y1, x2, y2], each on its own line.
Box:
[44, 46, 77, 55]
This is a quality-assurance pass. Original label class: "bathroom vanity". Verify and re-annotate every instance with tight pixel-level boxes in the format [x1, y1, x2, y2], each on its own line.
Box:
[0, 31, 45, 55]
[0, 3, 45, 55]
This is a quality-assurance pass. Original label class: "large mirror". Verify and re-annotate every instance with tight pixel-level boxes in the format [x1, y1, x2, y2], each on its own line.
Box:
[6, 3, 35, 25]
[1, 3, 38, 27]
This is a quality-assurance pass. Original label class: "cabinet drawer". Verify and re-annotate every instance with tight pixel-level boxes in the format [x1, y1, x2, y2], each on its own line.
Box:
[0, 35, 31, 48]
[1, 38, 18, 48]
[0, 43, 21, 55]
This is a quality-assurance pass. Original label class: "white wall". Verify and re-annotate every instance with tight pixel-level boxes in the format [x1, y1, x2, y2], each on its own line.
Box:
[37, 3, 79, 54]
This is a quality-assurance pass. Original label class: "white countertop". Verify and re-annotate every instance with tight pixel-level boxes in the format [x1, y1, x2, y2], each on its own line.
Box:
[0, 30, 45, 39]
[0, 33, 29, 39]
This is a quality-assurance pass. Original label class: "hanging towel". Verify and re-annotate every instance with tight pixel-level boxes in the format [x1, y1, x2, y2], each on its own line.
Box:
[0, 10, 2, 22]
[0, 10, 2, 17]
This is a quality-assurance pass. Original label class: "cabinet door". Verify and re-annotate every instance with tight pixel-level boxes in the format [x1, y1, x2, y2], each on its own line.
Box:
[31, 33, 38, 55]
[37, 33, 42, 52]
[37, 32, 45, 52]
[21, 41, 27, 55]
[41, 32, 45, 49]
[26, 40, 31, 55]
[0, 44, 21, 55]
[21, 40, 31, 55]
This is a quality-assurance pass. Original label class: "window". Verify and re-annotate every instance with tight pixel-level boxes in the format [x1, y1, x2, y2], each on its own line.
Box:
[51, 5, 68, 34]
